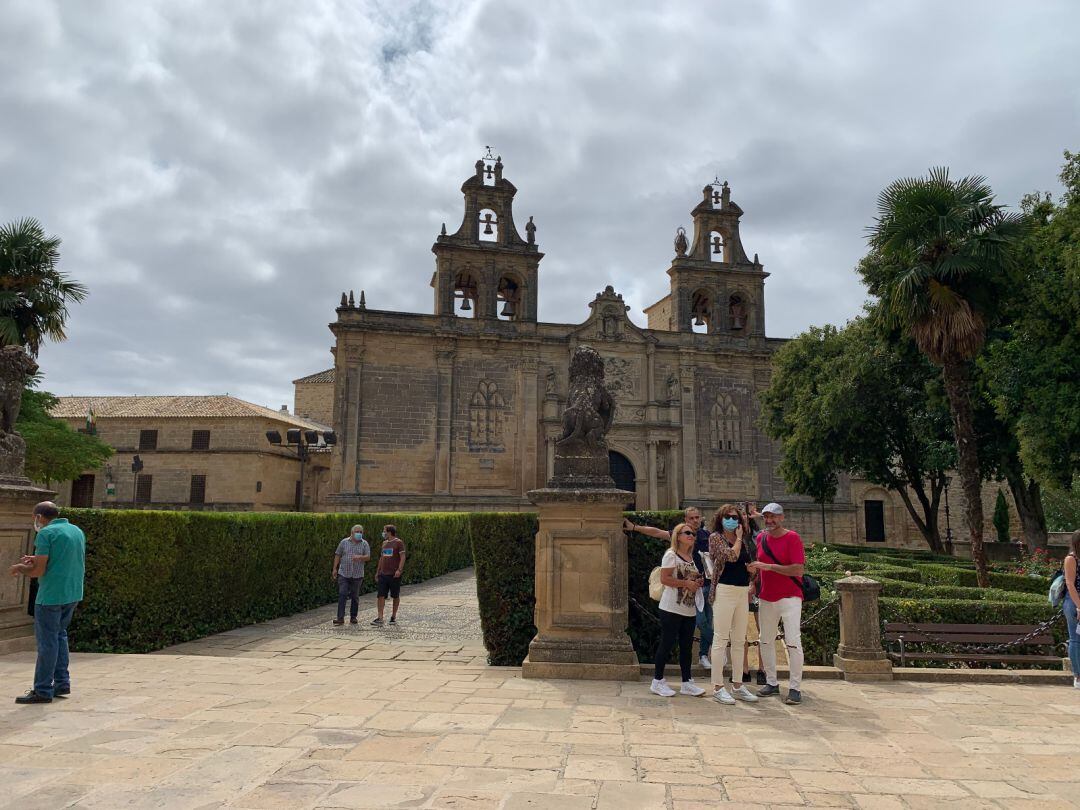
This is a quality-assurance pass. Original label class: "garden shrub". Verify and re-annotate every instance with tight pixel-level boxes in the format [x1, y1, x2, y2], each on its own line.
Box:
[913, 562, 1046, 593]
[66, 508, 474, 654]
[468, 512, 538, 666]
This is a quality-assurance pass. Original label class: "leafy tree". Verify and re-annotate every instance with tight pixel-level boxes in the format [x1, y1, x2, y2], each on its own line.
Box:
[863, 168, 1025, 586]
[760, 314, 955, 552]
[16, 388, 112, 484]
[0, 217, 86, 355]
[984, 151, 1080, 495]
[992, 490, 1010, 543]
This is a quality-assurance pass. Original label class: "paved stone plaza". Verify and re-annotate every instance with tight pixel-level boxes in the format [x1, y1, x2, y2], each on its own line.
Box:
[1, 569, 1078, 809]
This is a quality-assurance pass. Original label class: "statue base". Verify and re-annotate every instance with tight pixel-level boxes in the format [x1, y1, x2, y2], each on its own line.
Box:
[522, 487, 639, 681]
[0, 480, 55, 655]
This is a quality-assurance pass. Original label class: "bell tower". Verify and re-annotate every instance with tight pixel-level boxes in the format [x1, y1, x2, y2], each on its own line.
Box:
[431, 149, 543, 322]
[661, 179, 767, 336]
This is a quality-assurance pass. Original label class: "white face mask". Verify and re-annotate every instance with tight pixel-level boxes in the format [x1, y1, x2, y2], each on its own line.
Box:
[32, 520, 41, 533]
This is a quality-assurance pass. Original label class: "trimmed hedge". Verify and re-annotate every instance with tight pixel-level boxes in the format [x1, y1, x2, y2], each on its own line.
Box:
[469, 513, 537, 666]
[912, 562, 1047, 594]
[66, 508, 474, 653]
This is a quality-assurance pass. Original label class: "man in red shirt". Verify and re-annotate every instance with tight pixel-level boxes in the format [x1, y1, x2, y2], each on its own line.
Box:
[747, 502, 805, 705]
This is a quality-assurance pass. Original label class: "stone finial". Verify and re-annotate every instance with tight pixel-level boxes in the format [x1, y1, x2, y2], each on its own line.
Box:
[0, 345, 40, 483]
[474, 159, 484, 179]
[721, 181, 731, 206]
[358, 290, 366, 309]
[494, 156, 503, 181]
[348, 290, 355, 307]
[340, 292, 348, 307]
[440, 222, 447, 236]
[674, 226, 689, 257]
[526, 215, 536, 245]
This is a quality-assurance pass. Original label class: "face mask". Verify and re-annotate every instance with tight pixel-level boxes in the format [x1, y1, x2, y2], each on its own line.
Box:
[722, 517, 739, 531]
[354, 533, 363, 540]
[32, 520, 41, 533]
[381, 531, 387, 540]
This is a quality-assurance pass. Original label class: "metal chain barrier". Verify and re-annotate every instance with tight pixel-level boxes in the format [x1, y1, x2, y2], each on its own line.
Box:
[887, 611, 1065, 654]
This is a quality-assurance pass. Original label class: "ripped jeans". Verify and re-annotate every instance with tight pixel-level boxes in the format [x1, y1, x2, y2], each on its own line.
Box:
[757, 596, 803, 690]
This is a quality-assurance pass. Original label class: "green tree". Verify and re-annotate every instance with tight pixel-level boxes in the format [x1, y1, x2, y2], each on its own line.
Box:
[760, 314, 955, 552]
[984, 150, 1080, 494]
[864, 168, 1025, 586]
[16, 388, 113, 484]
[992, 490, 1010, 543]
[0, 217, 86, 354]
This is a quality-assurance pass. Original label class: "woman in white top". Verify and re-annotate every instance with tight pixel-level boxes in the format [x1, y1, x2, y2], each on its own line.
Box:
[651, 522, 707, 697]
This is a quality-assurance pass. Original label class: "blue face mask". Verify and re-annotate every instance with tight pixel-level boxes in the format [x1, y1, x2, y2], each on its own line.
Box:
[354, 533, 363, 540]
[722, 517, 739, 531]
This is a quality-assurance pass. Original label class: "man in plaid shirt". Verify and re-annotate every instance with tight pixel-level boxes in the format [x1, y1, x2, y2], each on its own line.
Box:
[332, 524, 370, 625]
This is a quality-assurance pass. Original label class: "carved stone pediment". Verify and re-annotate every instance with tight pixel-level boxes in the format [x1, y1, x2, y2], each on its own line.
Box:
[569, 286, 655, 344]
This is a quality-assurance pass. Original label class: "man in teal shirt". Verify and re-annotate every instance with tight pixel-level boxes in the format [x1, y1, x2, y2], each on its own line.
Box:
[8, 501, 85, 704]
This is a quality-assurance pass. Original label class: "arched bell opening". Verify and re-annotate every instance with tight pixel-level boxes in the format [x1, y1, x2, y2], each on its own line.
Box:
[709, 231, 725, 263]
[479, 208, 498, 243]
[453, 272, 479, 318]
[690, 289, 711, 334]
[728, 293, 747, 332]
[496, 275, 522, 321]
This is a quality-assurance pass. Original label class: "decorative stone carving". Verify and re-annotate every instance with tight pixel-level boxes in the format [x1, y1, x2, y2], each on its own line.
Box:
[666, 371, 679, 403]
[709, 393, 741, 453]
[674, 226, 689, 257]
[551, 346, 615, 488]
[468, 379, 506, 451]
[603, 356, 640, 399]
[545, 366, 557, 397]
[0, 346, 38, 483]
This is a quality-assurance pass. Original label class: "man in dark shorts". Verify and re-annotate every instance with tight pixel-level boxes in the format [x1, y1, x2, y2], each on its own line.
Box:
[372, 524, 406, 626]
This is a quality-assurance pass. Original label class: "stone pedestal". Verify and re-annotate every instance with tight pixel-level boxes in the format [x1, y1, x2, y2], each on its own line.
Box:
[0, 480, 54, 655]
[522, 487, 639, 680]
[833, 575, 893, 681]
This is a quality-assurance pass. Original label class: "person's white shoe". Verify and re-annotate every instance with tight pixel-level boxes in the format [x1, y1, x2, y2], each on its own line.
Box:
[650, 678, 676, 697]
[712, 686, 736, 704]
[680, 680, 705, 697]
[699, 655, 712, 670]
[730, 684, 759, 702]
[1074, 677, 1080, 689]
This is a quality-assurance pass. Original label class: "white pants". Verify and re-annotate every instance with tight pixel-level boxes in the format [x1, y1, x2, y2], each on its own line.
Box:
[758, 596, 803, 690]
[710, 584, 749, 687]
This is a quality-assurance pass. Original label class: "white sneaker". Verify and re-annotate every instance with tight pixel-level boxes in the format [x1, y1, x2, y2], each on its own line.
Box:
[650, 678, 676, 697]
[699, 655, 712, 670]
[1073, 677, 1080, 689]
[680, 680, 705, 697]
[712, 686, 736, 704]
[730, 684, 759, 702]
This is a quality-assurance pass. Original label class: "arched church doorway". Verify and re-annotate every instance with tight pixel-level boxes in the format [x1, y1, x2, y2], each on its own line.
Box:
[608, 451, 636, 509]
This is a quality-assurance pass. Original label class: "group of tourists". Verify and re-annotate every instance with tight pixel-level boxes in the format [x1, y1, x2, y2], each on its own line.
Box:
[331, 523, 406, 626]
[627, 501, 807, 706]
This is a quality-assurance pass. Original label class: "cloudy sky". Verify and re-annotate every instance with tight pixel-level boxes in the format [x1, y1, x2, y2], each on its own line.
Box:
[3, 1, 1078, 411]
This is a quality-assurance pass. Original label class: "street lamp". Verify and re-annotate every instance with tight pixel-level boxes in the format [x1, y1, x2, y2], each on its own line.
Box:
[266, 428, 336, 511]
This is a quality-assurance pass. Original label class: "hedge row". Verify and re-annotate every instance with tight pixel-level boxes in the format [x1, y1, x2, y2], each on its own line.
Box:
[912, 562, 1046, 593]
[66, 508, 474, 653]
[469, 513, 537, 666]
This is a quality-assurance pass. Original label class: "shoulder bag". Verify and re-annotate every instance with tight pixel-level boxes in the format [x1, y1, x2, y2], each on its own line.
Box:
[759, 534, 820, 602]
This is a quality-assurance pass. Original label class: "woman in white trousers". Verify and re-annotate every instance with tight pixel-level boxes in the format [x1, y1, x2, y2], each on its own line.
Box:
[707, 504, 760, 705]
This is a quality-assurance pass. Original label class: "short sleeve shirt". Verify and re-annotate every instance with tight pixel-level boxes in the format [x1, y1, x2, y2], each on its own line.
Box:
[335, 537, 370, 579]
[658, 549, 699, 617]
[756, 529, 805, 602]
[34, 518, 86, 606]
[377, 537, 405, 577]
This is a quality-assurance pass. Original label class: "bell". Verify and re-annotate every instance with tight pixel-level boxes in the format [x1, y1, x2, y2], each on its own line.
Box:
[500, 299, 516, 317]
[483, 221, 494, 235]
[694, 313, 706, 326]
[460, 297, 472, 311]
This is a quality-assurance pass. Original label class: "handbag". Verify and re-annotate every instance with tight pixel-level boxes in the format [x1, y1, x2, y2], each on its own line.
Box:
[648, 566, 664, 601]
[759, 533, 820, 603]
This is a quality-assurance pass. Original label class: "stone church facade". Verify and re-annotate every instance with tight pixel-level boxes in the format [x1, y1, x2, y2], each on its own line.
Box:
[314, 153, 1015, 547]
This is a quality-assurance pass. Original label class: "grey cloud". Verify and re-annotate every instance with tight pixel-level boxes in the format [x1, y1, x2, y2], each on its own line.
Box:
[1, 0, 1077, 408]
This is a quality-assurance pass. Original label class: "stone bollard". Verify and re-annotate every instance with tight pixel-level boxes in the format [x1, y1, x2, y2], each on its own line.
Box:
[833, 575, 893, 681]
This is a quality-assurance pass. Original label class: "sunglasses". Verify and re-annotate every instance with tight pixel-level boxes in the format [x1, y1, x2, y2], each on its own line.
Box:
[723, 514, 739, 519]
[679, 529, 695, 536]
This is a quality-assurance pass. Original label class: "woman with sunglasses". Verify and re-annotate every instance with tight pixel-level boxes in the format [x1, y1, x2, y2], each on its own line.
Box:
[651, 522, 707, 697]
[706, 504, 760, 704]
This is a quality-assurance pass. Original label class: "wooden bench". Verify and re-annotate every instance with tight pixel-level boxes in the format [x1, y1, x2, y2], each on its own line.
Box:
[884, 622, 1060, 667]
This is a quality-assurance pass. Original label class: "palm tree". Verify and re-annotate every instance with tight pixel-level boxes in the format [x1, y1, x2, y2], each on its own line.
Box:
[0, 217, 86, 356]
[865, 168, 1024, 587]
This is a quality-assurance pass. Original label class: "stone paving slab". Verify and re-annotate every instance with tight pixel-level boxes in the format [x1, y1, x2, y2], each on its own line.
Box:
[2, 568, 1079, 808]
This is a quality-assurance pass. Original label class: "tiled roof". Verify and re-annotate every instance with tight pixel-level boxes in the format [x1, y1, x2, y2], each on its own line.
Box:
[292, 368, 335, 384]
[51, 396, 331, 430]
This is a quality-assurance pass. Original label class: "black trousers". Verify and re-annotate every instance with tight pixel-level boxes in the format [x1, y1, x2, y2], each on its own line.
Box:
[654, 608, 696, 682]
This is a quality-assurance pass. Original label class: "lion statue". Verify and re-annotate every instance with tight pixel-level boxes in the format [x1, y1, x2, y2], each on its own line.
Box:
[556, 346, 614, 453]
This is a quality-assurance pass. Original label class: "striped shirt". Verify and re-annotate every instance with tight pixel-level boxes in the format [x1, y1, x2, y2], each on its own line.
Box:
[335, 537, 371, 579]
